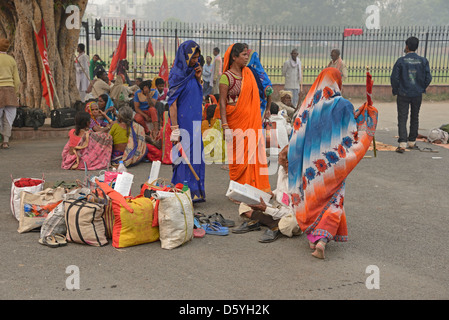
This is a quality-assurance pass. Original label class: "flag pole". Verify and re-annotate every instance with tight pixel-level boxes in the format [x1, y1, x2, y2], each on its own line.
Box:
[367, 66, 377, 157]
[133, 20, 137, 81]
[31, 20, 54, 110]
[43, 33, 62, 109]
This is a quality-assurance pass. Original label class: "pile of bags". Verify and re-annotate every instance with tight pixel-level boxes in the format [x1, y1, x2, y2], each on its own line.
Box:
[10, 172, 195, 250]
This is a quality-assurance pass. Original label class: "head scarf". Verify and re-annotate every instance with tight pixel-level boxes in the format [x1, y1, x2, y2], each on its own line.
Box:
[279, 90, 293, 99]
[0, 38, 10, 52]
[85, 101, 101, 126]
[167, 40, 201, 106]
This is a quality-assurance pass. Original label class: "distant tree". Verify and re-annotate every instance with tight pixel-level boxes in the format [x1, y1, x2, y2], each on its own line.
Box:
[211, 0, 448, 27]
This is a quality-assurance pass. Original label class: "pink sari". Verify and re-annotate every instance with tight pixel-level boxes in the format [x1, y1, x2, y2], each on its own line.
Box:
[61, 131, 113, 170]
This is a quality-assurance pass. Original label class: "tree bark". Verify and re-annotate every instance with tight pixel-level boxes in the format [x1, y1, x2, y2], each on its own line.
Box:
[0, 0, 88, 112]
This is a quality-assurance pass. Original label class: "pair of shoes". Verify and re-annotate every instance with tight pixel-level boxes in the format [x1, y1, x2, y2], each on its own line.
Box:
[1, 142, 10, 149]
[258, 228, 281, 243]
[201, 221, 229, 236]
[38, 234, 67, 248]
[395, 147, 405, 153]
[193, 217, 206, 238]
[208, 213, 235, 227]
[232, 220, 261, 234]
[311, 240, 326, 259]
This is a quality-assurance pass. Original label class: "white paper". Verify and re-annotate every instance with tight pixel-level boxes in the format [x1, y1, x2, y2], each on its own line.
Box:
[226, 180, 272, 206]
[114, 172, 134, 196]
[148, 161, 161, 184]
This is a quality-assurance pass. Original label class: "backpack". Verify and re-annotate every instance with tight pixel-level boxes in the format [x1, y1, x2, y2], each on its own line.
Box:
[12, 106, 27, 128]
[24, 108, 46, 130]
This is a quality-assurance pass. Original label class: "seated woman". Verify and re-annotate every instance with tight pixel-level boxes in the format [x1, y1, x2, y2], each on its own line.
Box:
[85, 101, 114, 133]
[61, 111, 113, 170]
[109, 106, 148, 167]
[133, 80, 159, 137]
[98, 94, 117, 122]
[201, 104, 217, 135]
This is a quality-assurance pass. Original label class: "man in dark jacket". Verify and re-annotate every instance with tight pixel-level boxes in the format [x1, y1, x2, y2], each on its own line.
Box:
[391, 36, 432, 153]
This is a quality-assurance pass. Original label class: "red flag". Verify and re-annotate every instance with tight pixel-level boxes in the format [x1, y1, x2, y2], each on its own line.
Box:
[34, 19, 54, 108]
[108, 24, 127, 81]
[344, 28, 363, 37]
[158, 47, 169, 82]
[145, 38, 154, 58]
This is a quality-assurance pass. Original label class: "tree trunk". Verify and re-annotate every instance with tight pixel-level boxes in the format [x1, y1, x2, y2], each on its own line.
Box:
[0, 0, 88, 112]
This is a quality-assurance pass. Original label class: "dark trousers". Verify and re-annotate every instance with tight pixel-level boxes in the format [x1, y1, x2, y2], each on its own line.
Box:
[397, 95, 422, 143]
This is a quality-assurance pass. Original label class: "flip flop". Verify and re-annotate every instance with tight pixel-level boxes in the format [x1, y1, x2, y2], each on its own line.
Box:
[201, 222, 229, 236]
[193, 217, 206, 238]
[38, 235, 59, 248]
[208, 213, 235, 227]
[420, 147, 439, 153]
[54, 233, 68, 246]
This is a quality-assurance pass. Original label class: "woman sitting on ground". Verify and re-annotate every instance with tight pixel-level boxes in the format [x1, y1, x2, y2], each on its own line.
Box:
[61, 111, 113, 170]
[133, 80, 159, 137]
[85, 101, 114, 133]
[109, 106, 148, 166]
[98, 94, 117, 122]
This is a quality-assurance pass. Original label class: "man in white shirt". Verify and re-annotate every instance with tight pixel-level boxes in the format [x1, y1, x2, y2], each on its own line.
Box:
[202, 56, 213, 97]
[75, 43, 90, 102]
[211, 47, 222, 95]
[91, 71, 111, 99]
[282, 49, 302, 108]
[232, 146, 302, 243]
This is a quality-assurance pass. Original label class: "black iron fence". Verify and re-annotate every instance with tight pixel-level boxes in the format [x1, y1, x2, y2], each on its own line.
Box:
[79, 20, 449, 85]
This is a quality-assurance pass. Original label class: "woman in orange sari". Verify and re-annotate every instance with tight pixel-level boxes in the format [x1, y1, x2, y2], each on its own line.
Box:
[219, 43, 271, 193]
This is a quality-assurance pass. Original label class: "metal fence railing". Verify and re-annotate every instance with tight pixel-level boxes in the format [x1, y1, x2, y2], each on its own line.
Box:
[79, 20, 449, 85]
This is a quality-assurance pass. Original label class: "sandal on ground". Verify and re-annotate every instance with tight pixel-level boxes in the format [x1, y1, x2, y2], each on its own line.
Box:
[420, 147, 438, 153]
[311, 240, 326, 259]
[201, 221, 229, 236]
[194, 212, 209, 224]
[1, 142, 10, 149]
[193, 217, 206, 238]
[54, 233, 67, 246]
[208, 212, 235, 228]
[39, 235, 59, 248]
[395, 147, 405, 153]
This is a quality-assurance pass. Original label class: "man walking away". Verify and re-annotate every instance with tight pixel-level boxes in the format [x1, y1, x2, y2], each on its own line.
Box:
[391, 36, 432, 153]
[282, 49, 302, 108]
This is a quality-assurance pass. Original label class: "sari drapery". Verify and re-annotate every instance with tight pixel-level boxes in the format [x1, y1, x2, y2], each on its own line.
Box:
[111, 122, 148, 167]
[288, 67, 378, 242]
[222, 44, 271, 192]
[61, 131, 113, 170]
[146, 111, 173, 164]
[203, 118, 227, 164]
[167, 40, 205, 202]
[247, 50, 272, 118]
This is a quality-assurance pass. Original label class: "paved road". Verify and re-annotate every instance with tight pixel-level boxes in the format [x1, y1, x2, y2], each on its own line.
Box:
[1, 100, 448, 302]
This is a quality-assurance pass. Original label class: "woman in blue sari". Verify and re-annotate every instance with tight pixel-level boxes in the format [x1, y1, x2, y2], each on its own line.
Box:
[168, 40, 206, 202]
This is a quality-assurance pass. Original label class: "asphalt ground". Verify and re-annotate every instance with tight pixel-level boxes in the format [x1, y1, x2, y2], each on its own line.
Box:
[1, 99, 448, 304]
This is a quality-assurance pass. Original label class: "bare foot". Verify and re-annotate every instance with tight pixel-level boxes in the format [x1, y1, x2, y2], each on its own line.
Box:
[311, 241, 326, 259]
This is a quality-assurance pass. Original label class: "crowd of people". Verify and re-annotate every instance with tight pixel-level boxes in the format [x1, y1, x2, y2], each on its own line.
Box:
[0, 35, 434, 259]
